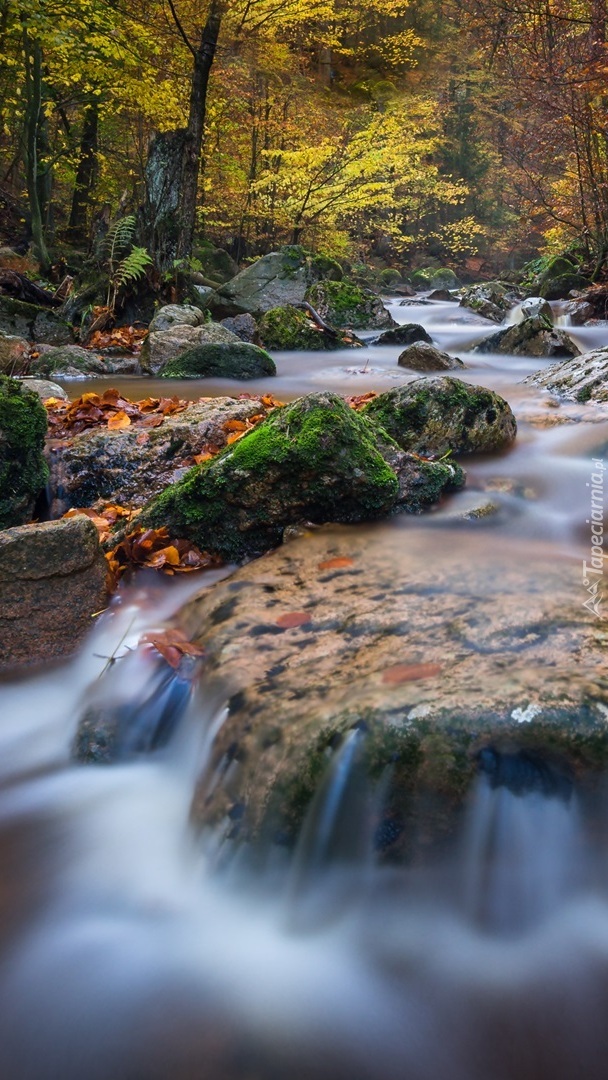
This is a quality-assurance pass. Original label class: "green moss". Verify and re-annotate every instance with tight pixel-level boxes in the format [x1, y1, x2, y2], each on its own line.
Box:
[258, 306, 341, 350]
[0, 374, 49, 528]
[576, 384, 593, 403]
[409, 270, 432, 290]
[430, 267, 460, 289]
[305, 279, 389, 329]
[139, 391, 399, 561]
[362, 376, 517, 456]
[310, 254, 343, 281]
[379, 268, 402, 286]
[160, 342, 276, 379]
[539, 273, 591, 300]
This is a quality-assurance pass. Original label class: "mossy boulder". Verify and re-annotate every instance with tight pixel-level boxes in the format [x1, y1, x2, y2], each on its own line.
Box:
[148, 304, 206, 333]
[310, 254, 343, 282]
[397, 342, 465, 372]
[379, 268, 402, 287]
[375, 323, 432, 346]
[473, 317, 579, 358]
[210, 247, 342, 318]
[141, 322, 240, 374]
[409, 270, 432, 290]
[305, 280, 396, 330]
[258, 306, 344, 350]
[539, 273, 592, 301]
[29, 345, 108, 378]
[192, 244, 239, 284]
[538, 255, 577, 285]
[363, 376, 517, 456]
[0, 296, 73, 345]
[160, 342, 276, 380]
[139, 392, 401, 561]
[0, 374, 49, 528]
[430, 268, 460, 289]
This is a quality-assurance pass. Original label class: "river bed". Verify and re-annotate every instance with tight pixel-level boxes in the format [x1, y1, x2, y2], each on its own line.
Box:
[1, 296, 607, 1078]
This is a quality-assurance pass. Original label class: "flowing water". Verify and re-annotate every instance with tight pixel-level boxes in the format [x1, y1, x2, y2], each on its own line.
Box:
[2, 296, 608, 1078]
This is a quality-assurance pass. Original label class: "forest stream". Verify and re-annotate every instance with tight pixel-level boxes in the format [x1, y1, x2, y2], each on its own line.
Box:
[0, 295, 607, 1079]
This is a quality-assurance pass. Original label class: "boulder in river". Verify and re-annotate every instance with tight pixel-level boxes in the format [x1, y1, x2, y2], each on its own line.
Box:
[0, 295, 73, 345]
[93, 524, 605, 854]
[141, 322, 240, 375]
[220, 314, 259, 343]
[258, 305, 347, 350]
[29, 345, 108, 378]
[428, 289, 456, 302]
[138, 392, 401, 560]
[473, 316, 579, 358]
[459, 282, 521, 323]
[18, 377, 68, 401]
[539, 273, 592, 301]
[0, 374, 48, 528]
[375, 323, 432, 346]
[305, 281, 396, 330]
[0, 516, 109, 671]
[397, 342, 465, 373]
[160, 342, 276, 379]
[519, 297, 553, 322]
[523, 346, 608, 404]
[363, 376, 517, 456]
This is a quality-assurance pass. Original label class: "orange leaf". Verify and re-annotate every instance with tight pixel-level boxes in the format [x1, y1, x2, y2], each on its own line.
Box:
[226, 430, 246, 444]
[382, 663, 442, 685]
[107, 410, 131, 430]
[223, 419, 248, 432]
[275, 612, 311, 629]
[193, 451, 213, 464]
[146, 545, 181, 567]
[318, 557, 354, 570]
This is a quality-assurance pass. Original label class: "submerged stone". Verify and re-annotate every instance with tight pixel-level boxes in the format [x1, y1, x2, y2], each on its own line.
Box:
[0, 374, 49, 528]
[375, 323, 432, 346]
[138, 392, 401, 561]
[362, 376, 517, 456]
[159, 342, 276, 379]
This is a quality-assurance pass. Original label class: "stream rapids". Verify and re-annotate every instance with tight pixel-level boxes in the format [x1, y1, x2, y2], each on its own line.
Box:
[0, 296, 607, 1079]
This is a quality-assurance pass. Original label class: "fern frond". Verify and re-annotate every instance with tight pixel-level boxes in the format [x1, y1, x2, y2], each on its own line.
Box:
[103, 214, 137, 264]
[112, 247, 153, 290]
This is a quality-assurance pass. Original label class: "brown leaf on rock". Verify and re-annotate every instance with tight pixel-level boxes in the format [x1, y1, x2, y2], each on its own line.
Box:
[107, 409, 131, 429]
[382, 663, 442, 685]
[223, 419, 248, 432]
[139, 628, 205, 670]
[107, 526, 221, 581]
[347, 392, 378, 411]
[275, 611, 312, 629]
[318, 556, 355, 570]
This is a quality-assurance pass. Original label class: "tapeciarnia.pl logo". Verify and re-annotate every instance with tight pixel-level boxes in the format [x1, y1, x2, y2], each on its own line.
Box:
[582, 458, 605, 619]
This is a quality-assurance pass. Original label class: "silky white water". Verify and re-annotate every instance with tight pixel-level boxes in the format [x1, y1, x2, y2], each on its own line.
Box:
[1, 294, 607, 1078]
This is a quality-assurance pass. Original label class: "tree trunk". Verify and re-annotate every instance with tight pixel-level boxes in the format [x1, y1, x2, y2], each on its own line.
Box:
[175, 0, 222, 261]
[67, 101, 99, 243]
[21, 29, 51, 270]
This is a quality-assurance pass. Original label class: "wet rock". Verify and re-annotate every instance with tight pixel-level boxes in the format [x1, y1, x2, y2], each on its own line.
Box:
[428, 267, 460, 289]
[29, 345, 108, 378]
[428, 289, 456, 302]
[220, 314, 259, 343]
[104, 357, 140, 375]
[138, 392, 404, 561]
[148, 304, 206, 333]
[559, 300, 595, 326]
[258, 306, 346, 350]
[519, 297, 553, 322]
[474, 316, 579, 358]
[460, 281, 521, 323]
[49, 396, 275, 511]
[399, 298, 432, 307]
[397, 342, 465, 373]
[0, 516, 109, 671]
[363, 376, 517, 456]
[141, 322, 240, 375]
[523, 346, 608, 404]
[305, 281, 396, 330]
[0, 332, 29, 373]
[375, 323, 432, 346]
[166, 525, 608, 851]
[0, 296, 73, 345]
[210, 248, 313, 317]
[17, 377, 68, 401]
[0, 375, 48, 528]
[160, 342, 276, 379]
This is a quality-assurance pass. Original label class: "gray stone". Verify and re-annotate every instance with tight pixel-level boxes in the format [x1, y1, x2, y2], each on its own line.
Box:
[375, 323, 432, 346]
[523, 346, 608, 403]
[212, 249, 312, 317]
[160, 342, 276, 380]
[459, 281, 521, 323]
[17, 378, 68, 401]
[520, 297, 553, 322]
[0, 296, 73, 345]
[0, 516, 109, 671]
[148, 304, 206, 333]
[0, 332, 29, 374]
[220, 313, 259, 343]
[29, 345, 107, 378]
[397, 342, 465, 372]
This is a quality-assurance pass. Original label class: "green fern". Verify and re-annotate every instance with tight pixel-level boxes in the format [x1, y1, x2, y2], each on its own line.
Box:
[103, 214, 137, 265]
[112, 247, 152, 290]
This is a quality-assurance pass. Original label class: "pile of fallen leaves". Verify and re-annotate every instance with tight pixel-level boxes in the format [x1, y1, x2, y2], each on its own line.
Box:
[107, 526, 221, 580]
[45, 388, 189, 437]
[86, 325, 148, 352]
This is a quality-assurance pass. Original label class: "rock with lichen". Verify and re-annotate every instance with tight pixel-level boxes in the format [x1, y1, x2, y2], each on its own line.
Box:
[473, 316, 579, 358]
[363, 376, 517, 456]
[159, 342, 276, 379]
[305, 280, 396, 329]
[0, 374, 49, 528]
[397, 342, 465, 372]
